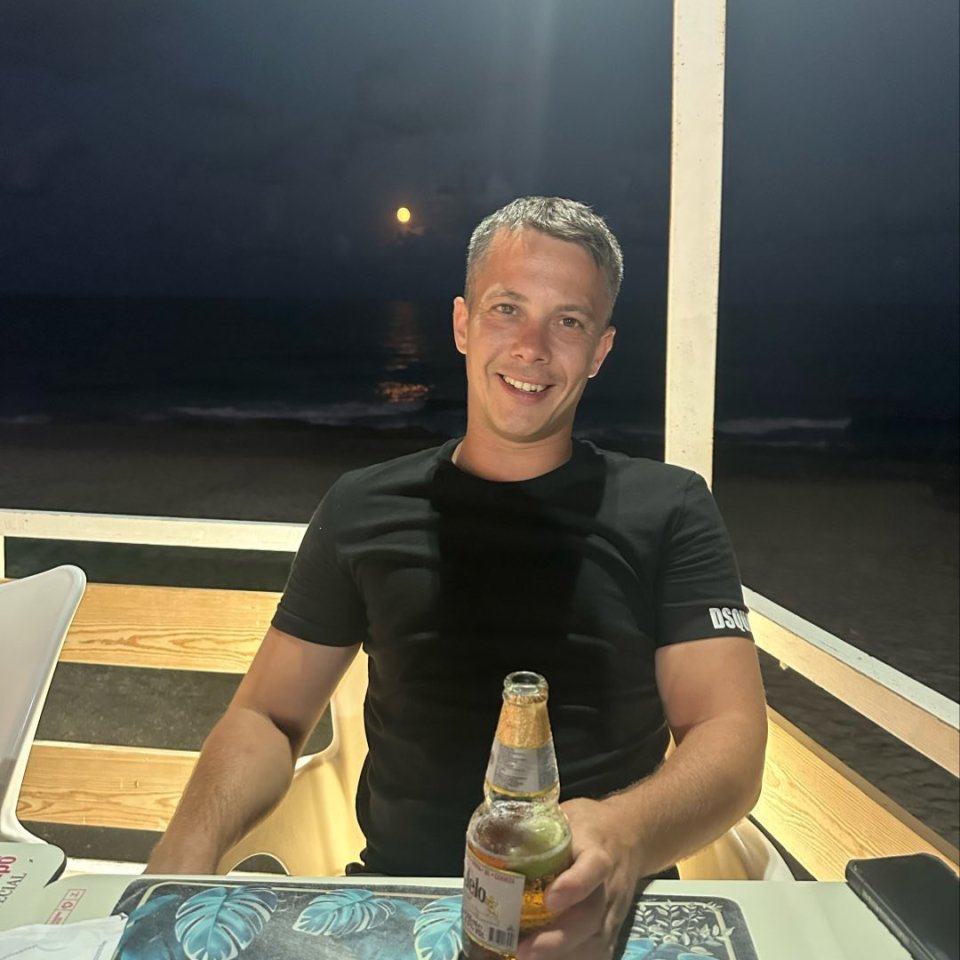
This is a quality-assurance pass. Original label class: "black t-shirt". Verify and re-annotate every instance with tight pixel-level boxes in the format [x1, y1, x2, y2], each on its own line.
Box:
[272, 438, 752, 875]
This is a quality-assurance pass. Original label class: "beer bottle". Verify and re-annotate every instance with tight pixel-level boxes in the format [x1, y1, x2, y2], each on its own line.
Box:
[461, 671, 573, 960]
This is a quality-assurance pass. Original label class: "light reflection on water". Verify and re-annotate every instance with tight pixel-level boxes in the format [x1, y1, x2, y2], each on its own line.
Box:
[384, 300, 423, 373]
[377, 380, 430, 403]
[380, 301, 431, 404]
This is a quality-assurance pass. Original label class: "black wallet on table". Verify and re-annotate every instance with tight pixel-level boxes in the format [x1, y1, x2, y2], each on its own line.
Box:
[846, 853, 959, 960]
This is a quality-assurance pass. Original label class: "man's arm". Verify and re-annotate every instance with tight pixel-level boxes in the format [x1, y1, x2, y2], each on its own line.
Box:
[518, 635, 767, 960]
[146, 626, 359, 874]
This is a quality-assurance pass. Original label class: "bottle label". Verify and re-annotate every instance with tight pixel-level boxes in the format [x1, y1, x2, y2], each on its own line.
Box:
[485, 738, 558, 796]
[462, 848, 523, 954]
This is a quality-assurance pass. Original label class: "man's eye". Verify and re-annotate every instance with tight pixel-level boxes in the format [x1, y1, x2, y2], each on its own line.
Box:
[559, 316, 582, 329]
[494, 303, 516, 315]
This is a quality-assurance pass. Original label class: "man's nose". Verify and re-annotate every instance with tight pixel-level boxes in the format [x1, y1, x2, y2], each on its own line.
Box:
[511, 320, 550, 363]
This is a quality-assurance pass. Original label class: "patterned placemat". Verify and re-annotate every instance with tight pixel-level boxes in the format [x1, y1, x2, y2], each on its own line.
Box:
[110, 878, 759, 959]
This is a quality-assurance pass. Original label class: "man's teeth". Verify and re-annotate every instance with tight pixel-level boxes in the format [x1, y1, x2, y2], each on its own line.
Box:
[503, 376, 547, 393]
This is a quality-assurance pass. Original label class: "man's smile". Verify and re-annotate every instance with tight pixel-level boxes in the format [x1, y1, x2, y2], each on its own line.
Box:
[499, 374, 551, 394]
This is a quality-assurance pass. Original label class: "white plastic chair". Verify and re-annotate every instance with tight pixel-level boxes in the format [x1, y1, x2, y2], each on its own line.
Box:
[679, 816, 796, 880]
[217, 648, 370, 876]
[0, 564, 86, 844]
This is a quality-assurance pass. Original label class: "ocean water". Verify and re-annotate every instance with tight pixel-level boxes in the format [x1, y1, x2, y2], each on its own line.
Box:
[2, 296, 957, 456]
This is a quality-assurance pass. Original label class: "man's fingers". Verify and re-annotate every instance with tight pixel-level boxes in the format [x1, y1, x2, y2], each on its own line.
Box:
[518, 933, 609, 960]
[543, 847, 610, 914]
[516, 885, 606, 959]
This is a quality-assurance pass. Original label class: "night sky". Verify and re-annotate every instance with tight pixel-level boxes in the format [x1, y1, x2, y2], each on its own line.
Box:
[1, 0, 957, 306]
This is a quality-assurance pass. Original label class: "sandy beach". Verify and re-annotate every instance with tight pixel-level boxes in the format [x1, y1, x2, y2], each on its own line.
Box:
[2, 419, 957, 852]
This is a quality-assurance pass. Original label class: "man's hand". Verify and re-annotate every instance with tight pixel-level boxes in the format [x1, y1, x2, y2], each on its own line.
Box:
[516, 797, 643, 960]
[516, 637, 767, 959]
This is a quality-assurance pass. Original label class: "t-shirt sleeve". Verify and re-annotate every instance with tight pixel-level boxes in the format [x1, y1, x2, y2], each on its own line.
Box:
[656, 472, 753, 646]
[271, 482, 368, 646]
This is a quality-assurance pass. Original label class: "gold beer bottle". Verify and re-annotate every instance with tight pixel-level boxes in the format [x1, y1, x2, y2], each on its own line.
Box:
[461, 671, 573, 960]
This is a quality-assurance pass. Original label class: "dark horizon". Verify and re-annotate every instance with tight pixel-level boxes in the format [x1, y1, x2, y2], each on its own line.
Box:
[3, 295, 957, 452]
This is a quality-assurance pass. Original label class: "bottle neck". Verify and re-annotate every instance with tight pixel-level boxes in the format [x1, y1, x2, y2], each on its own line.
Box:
[484, 699, 560, 802]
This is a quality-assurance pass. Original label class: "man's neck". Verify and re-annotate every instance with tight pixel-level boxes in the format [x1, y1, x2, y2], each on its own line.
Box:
[452, 432, 574, 482]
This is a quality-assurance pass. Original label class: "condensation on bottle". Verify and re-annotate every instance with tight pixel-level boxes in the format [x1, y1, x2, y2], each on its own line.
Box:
[461, 671, 573, 960]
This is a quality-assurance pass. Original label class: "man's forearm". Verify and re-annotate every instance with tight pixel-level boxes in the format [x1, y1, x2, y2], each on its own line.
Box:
[601, 713, 766, 877]
[146, 706, 298, 874]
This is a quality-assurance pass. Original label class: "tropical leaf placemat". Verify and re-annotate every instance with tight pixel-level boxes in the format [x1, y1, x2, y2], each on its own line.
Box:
[110, 878, 759, 960]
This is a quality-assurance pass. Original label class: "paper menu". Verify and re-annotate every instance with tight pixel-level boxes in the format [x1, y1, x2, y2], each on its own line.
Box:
[0, 914, 125, 959]
[0, 842, 66, 931]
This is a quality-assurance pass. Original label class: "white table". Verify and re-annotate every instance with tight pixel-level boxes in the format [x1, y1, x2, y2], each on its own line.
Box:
[0, 843, 910, 958]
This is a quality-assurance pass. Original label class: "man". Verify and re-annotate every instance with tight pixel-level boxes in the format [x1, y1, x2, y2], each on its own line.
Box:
[147, 197, 767, 960]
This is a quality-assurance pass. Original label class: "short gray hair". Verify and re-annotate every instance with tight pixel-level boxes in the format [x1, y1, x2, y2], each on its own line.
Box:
[465, 196, 624, 307]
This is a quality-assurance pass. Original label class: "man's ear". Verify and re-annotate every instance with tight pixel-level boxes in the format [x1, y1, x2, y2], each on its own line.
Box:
[588, 325, 616, 378]
[452, 296, 469, 355]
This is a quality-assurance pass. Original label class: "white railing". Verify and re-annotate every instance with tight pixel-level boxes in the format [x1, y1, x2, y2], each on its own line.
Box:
[0, 509, 305, 567]
[2, 507, 958, 781]
[744, 588, 959, 778]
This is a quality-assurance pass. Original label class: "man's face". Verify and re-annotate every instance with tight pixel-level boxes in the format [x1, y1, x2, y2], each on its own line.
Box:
[453, 228, 615, 447]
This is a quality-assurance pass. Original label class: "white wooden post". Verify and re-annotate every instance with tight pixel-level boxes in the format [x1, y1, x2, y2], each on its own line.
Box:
[664, 0, 727, 487]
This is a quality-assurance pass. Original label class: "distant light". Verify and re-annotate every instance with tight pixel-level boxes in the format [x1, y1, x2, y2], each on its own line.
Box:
[396, 206, 412, 224]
